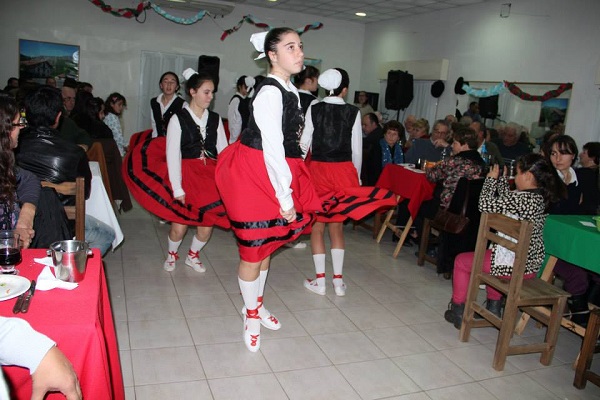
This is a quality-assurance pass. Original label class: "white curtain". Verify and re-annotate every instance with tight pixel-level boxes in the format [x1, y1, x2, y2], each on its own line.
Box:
[137, 51, 198, 132]
[378, 80, 439, 127]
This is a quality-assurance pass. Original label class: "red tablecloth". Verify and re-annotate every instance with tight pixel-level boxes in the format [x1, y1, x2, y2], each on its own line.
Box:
[0, 249, 124, 400]
[375, 164, 436, 218]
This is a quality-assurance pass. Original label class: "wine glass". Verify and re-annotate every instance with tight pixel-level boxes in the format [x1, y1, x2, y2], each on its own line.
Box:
[0, 230, 22, 275]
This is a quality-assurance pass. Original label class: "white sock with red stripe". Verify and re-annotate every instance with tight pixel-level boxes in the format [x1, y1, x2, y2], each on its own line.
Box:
[168, 237, 182, 254]
[312, 254, 326, 286]
[331, 248, 345, 287]
[258, 269, 268, 297]
[239, 276, 261, 351]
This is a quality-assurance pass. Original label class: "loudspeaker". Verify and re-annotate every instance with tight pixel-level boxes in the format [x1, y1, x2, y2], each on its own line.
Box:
[479, 95, 499, 119]
[385, 70, 413, 110]
[198, 55, 220, 92]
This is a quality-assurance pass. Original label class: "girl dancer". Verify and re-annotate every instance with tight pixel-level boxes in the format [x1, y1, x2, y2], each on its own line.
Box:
[227, 75, 254, 144]
[216, 29, 324, 352]
[124, 69, 229, 272]
[150, 71, 185, 138]
[300, 68, 396, 296]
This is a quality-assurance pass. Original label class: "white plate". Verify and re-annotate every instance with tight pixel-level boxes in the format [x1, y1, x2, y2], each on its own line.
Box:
[0, 275, 30, 301]
[408, 168, 426, 174]
[397, 163, 415, 168]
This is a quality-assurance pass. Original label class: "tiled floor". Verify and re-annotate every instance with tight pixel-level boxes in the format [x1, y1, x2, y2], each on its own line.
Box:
[105, 203, 600, 399]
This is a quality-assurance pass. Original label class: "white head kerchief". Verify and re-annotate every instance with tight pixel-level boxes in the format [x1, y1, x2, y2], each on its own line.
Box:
[318, 69, 342, 96]
[182, 68, 197, 81]
[244, 76, 256, 89]
[250, 31, 268, 60]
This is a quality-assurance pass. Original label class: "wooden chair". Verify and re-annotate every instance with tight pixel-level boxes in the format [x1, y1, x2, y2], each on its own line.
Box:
[41, 177, 86, 241]
[574, 308, 600, 389]
[86, 141, 115, 209]
[459, 213, 570, 371]
[417, 177, 484, 267]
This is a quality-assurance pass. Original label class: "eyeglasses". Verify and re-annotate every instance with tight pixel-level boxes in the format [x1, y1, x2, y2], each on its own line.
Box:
[12, 116, 28, 128]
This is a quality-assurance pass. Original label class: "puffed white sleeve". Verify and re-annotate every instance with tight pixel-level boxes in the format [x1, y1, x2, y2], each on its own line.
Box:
[227, 97, 242, 144]
[216, 118, 228, 154]
[254, 87, 294, 211]
[351, 110, 363, 179]
[0, 317, 55, 374]
[166, 115, 184, 198]
[299, 104, 314, 159]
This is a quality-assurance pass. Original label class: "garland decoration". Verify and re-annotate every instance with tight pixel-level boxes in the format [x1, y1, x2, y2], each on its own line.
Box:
[221, 15, 323, 40]
[150, 3, 207, 24]
[88, 0, 148, 19]
[505, 81, 572, 102]
[462, 82, 505, 98]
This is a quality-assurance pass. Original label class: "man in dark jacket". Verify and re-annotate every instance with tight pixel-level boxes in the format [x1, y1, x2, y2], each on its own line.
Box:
[15, 86, 114, 255]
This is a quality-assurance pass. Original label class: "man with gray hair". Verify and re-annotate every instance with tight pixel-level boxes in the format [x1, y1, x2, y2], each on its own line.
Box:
[405, 119, 451, 164]
[470, 121, 504, 167]
[496, 122, 530, 160]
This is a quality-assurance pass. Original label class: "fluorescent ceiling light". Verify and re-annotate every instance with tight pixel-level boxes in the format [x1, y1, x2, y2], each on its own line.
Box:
[355, 12, 366, 16]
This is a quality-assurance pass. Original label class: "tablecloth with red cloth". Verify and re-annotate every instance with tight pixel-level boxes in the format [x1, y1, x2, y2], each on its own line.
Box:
[375, 164, 436, 218]
[0, 249, 124, 400]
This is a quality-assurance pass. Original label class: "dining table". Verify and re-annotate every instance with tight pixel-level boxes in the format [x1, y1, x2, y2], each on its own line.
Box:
[0, 249, 124, 400]
[375, 163, 436, 258]
[516, 214, 600, 337]
[87, 161, 124, 250]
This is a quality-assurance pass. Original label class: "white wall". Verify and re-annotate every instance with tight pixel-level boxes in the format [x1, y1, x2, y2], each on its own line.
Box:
[360, 0, 600, 145]
[1, 0, 365, 136]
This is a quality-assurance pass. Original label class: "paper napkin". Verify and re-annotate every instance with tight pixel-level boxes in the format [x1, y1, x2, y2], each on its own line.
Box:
[36, 266, 78, 291]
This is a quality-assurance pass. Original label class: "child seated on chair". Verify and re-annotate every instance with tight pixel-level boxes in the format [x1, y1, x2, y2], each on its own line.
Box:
[444, 153, 565, 329]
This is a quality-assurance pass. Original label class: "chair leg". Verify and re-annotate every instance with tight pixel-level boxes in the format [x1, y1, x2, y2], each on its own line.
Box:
[376, 208, 395, 243]
[574, 309, 600, 389]
[392, 217, 413, 259]
[492, 299, 519, 371]
[417, 219, 430, 266]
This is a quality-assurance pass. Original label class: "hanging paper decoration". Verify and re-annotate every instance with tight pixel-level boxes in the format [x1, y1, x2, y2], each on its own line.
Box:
[150, 3, 208, 24]
[221, 14, 323, 41]
[505, 82, 572, 102]
[462, 82, 505, 98]
[88, 0, 147, 19]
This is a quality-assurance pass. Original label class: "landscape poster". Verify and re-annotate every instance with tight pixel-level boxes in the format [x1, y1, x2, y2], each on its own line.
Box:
[19, 39, 79, 84]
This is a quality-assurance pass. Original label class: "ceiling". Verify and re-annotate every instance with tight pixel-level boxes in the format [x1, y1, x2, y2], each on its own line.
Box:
[228, 0, 493, 23]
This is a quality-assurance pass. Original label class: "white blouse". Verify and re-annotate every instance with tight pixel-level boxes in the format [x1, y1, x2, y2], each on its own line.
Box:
[227, 92, 245, 144]
[165, 103, 227, 198]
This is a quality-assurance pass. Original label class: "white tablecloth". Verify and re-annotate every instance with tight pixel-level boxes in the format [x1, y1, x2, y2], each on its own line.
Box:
[86, 161, 124, 249]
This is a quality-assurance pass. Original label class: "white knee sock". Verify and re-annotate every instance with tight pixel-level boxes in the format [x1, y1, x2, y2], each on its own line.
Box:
[312, 254, 326, 286]
[167, 237, 182, 254]
[190, 235, 207, 253]
[239, 277, 259, 311]
[331, 248, 345, 282]
[258, 269, 268, 298]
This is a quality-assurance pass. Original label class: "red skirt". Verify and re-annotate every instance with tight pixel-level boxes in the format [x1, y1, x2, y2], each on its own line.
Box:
[215, 142, 324, 262]
[308, 160, 397, 223]
[122, 130, 230, 228]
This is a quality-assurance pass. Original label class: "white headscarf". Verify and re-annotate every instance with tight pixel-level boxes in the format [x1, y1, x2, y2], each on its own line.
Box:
[250, 31, 268, 60]
[318, 69, 342, 96]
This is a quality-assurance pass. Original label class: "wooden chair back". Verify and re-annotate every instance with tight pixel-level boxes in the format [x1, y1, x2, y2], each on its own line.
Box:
[459, 213, 570, 371]
[41, 177, 86, 241]
[86, 142, 114, 209]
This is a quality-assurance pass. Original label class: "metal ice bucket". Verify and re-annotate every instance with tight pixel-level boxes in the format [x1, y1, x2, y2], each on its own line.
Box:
[48, 240, 92, 283]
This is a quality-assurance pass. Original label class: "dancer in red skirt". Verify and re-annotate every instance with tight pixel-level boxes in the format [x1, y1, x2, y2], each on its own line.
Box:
[124, 69, 229, 273]
[300, 68, 397, 296]
[216, 28, 324, 352]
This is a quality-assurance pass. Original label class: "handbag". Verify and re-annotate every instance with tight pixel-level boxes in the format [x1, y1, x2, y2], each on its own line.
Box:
[430, 178, 474, 235]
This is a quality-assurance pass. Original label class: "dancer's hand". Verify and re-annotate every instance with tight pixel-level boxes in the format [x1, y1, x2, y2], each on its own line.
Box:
[280, 207, 296, 223]
[175, 194, 185, 203]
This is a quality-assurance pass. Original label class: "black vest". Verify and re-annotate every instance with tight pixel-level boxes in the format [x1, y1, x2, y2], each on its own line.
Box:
[151, 96, 185, 137]
[310, 102, 359, 162]
[240, 78, 304, 159]
[230, 94, 251, 131]
[177, 109, 219, 159]
[299, 92, 317, 115]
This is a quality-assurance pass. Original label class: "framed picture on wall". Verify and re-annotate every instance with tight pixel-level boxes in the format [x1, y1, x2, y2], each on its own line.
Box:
[19, 39, 79, 85]
[353, 91, 379, 111]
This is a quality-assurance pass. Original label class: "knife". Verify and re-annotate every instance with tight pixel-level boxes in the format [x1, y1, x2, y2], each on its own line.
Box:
[12, 292, 25, 314]
[19, 280, 36, 313]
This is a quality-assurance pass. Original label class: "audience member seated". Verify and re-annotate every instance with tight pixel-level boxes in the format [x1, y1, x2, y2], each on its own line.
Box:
[463, 101, 481, 122]
[404, 114, 417, 141]
[70, 92, 133, 212]
[355, 91, 374, 117]
[0, 96, 39, 249]
[0, 317, 81, 399]
[496, 122, 531, 161]
[470, 120, 504, 167]
[103, 93, 127, 156]
[545, 135, 600, 325]
[45, 77, 57, 87]
[78, 82, 93, 93]
[363, 120, 404, 186]
[360, 112, 383, 184]
[405, 118, 430, 150]
[61, 80, 77, 118]
[15, 86, 114, 255]
[444, 114, 457, 125]
[404, 119, 451, 165]
[577, 141, 600, 215]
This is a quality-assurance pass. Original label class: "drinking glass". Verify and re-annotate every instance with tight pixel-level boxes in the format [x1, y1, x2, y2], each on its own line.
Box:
[0, 230, 22, 275]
